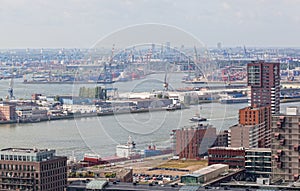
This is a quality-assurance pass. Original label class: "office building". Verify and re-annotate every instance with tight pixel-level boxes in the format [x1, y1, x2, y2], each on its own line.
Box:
[247, 61, 280, 114]
[0, 148, 67, 191]
[245, 148, 272, 180]
[208, 147, 245, 169]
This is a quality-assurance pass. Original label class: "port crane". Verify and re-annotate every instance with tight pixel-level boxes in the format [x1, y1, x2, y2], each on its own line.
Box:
[163, 67, 169, 91]
[7, 76, 15, 100]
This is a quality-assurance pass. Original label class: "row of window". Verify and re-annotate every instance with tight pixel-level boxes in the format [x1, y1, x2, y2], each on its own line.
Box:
[0, 154, 36, 162]
[41, 161, 66, 171]
[0, 164, 35, 171]
[41, 168, 66, 178]
[209, 155, 244, 158]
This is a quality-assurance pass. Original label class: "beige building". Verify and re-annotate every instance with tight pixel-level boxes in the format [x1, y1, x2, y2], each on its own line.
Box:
[229, 123, 265, 148]
[0, 104, 16, 121]
[271, 106, 300, 182]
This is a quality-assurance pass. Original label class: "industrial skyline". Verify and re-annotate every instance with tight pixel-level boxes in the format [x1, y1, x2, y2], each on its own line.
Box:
[0, 0, 300, 48]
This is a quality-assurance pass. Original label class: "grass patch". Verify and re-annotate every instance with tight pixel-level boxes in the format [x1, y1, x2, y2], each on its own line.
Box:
[156, 159, 208, 169]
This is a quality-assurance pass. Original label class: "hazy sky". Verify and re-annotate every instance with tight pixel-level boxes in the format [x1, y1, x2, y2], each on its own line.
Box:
[0, 0, 300, 48]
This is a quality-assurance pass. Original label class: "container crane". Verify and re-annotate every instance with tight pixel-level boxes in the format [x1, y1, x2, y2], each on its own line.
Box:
[7, 76, 15, 100]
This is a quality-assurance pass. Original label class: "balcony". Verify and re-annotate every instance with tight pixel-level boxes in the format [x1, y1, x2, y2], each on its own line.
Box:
[274, 155, 280, 162]
[277, 150, 283, 156]
[280, 139, 285, 146]
[277, 122, 282, 129]
[294, 144, 300, 152]
[279, 116, 285, 122]
[274, 133, 280, 140]
[0, 176, 34, 180]
[277, 162, 282, 168]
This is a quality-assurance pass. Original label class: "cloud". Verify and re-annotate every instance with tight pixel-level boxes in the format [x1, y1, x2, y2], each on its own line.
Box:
[0, 0, 300, 48]
[222, 2, 231, 10]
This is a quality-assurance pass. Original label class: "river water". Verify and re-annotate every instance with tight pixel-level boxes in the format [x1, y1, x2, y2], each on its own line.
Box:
[0, 73, 296, 159]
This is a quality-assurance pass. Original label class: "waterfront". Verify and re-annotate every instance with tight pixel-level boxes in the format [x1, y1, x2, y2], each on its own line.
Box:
[0, 103, 242, 160]
[0, 73, 297, 160]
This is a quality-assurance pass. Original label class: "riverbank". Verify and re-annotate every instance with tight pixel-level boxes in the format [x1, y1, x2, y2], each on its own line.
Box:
[0, 106, 187, 125]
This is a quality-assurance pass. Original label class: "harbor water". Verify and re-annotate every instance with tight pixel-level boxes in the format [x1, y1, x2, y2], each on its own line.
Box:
[0, 73, 296, 159]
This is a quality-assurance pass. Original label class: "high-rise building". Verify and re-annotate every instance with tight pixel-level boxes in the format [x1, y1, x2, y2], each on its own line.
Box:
[0, 148, 67, 191]
[229, 61, 280, 149]
[271, 107, 300, 182]
[238, 106, 271, 147]
[247, 61, 280, 114]
[172, 124, 216, 159]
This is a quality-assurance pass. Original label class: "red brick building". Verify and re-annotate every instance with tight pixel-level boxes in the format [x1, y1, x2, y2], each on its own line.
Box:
[0, 148, 67, 191]
[238, 106, 271, 147]
[173, 124, 216, 159]
[208, 147, 245, 169]
[247, 61, 280, 115]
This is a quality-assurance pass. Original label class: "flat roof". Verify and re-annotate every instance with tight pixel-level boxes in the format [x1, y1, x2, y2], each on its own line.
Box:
[86, 180, 108, 189]
[0, 148, 55, 154]
[192, 164, 228, 175]
[245, 148, 271, 152]
[209, 147, 245, 151]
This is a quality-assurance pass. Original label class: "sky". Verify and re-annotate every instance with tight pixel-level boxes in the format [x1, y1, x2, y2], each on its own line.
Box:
[0, 0, 300, 48]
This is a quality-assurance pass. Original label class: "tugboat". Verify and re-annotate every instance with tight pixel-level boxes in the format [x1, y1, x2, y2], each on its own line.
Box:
[166, 104, 176, 111]
[189, 114, 207, 122]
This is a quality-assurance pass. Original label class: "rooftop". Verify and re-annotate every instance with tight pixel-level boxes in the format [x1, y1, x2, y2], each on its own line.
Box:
[0, 148, 54, 154]
[245, 148, 271, 152]
[0, 148, 58, 162]
[193, 164, 229, 175]
[209, 147, 245, 151]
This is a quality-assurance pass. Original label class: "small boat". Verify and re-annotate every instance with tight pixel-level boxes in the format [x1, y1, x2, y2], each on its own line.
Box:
[166, 104, 176, 111]
[190, 114, 207, 122]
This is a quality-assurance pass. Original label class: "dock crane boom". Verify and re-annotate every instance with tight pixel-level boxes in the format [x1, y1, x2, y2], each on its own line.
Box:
[8, 76, 15, 100]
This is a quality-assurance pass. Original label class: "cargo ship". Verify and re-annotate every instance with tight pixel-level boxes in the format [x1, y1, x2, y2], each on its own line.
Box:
[79, 136, 172, 167]
[219, 92, 249, 104]
[219, 96, 249, 104]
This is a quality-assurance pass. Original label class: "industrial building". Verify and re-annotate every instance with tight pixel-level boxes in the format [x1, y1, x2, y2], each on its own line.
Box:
[181, 164, 229, 184]
[0, 148, 67, 191]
